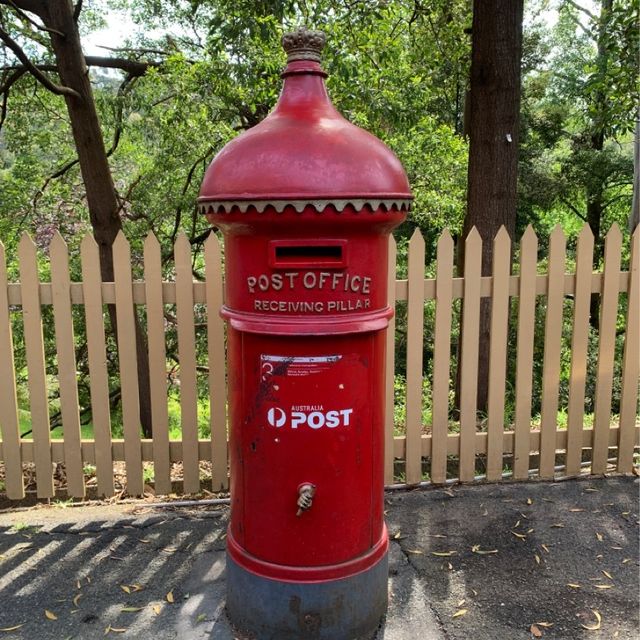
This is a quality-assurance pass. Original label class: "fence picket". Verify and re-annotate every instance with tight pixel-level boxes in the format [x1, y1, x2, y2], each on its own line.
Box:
[0, 242, 24, 499]
[385, 236, 398, 484]
[50, 233, 84, 497]
[405, 228, 425, 484]
[430, 230, 454, 484]
[143, 233, 171, 494]
[18, 233, 54, 498]
[205, 233, 228, 491]
[459, 228, 482, 482]
[617, 226, 639, 472]
[565, 225, 594, 476]
[80, 235, 114, 496]
[113, 232, 144, 495]
[486, 227, 511, 481]
[513, 226, 538, 480]
[175, 233, 200, 493]
[539, 226, 566, 479]
[592, 225, 622, 474]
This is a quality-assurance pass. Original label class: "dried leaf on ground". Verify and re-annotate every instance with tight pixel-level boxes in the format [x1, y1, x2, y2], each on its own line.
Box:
[122, 607, 145, 612]
[551, 523, 565, 528]
[527, 498, 533, 505]
[569, 508, 585, 512]
[536, 622, 553, 628]
[596, 532, 603, 541]
[166, 591, 174, 603]
[44, 610, 57, 620]
[452, 609, 467, 618]
[595, 584, 613, 590]
[535, 554, 541, 565]
[431, 551, 457, 557]
[567, 583, 581, 589]
[511, 531, 527, 540]
[541, 544, 550, 553]
[152, 605, 162, 615]
[581, 610, 601, 631]
[530, 624, 543, 637]
[0, 626, 24, 632]
[120, 585, 131, 594]
[73, 594, 82, 607]
[602, 570, 613, 580]
[406, 549, 424, 555]
[471, 545, 498, 555]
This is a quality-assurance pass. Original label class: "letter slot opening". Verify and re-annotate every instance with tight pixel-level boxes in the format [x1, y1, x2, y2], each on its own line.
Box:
[269, 240, 348, 269]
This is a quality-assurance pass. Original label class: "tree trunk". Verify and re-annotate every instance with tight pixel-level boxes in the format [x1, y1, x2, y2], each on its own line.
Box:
[456, 0, 523, 414]
[586, 0, 613, 330]
[39, 0, 153, 438]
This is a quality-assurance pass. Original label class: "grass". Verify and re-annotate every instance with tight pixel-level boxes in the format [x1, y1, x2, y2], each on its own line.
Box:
[13, 394, 213, 441]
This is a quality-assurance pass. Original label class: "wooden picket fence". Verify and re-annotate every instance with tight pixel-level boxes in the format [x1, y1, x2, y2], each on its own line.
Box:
[0, 224, 638, 500]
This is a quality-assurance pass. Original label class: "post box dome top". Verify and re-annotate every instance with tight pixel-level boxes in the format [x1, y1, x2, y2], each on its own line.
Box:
[198, 28, 412, 214]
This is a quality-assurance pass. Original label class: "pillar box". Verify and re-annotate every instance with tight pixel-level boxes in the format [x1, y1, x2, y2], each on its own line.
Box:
[199, 28, 412, 640]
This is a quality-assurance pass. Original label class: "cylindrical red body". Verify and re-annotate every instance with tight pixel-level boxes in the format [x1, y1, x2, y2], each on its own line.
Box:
[199, 29, 412, 640]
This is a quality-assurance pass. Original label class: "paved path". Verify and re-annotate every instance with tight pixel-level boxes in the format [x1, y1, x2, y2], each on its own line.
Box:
[0, 477, 637, 639]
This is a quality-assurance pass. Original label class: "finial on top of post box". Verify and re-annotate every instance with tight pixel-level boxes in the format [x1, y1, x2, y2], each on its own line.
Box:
[281, 27, 326, 63]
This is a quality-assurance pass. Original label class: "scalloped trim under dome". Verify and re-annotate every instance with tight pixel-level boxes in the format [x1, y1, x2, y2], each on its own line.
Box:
[199, 198, 412, 215]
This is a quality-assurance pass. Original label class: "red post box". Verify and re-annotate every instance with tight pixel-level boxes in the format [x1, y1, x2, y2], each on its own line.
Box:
[199, 28, 412, 639]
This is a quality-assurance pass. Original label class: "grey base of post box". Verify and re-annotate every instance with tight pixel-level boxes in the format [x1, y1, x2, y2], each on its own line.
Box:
[225, 552, 388, 640]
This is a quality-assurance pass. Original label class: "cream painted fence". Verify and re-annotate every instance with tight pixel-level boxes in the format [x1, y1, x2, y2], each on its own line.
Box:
[0, 224, 638, 500]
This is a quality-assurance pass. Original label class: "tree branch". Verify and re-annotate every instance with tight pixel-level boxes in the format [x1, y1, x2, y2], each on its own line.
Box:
[107, 73, 137, 157]
[96, 44, 172, 57]
[166, 146, 216, 258]
[560, 197, 588, 222]
[0, 66, 25, 128]
[0, 0, 44, 17]
[0, 24, 80, 97]
[1, 56, 162, 77]
[31, 156, 80, 213]
[564, 0, 596, 21]
[73, 0, 83, 22]
[4, 0, 64, 36]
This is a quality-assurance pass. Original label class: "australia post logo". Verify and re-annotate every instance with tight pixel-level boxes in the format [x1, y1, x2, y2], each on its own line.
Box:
[266, 405, 353, 430]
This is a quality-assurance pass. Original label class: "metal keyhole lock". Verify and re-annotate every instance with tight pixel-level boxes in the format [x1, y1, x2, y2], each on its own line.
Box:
[296, 483, 316, 516]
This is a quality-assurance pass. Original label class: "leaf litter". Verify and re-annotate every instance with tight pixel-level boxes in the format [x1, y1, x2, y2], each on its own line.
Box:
[581, 610, 602, 631]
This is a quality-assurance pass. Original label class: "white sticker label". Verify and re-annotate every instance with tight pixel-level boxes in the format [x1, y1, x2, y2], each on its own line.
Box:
[261, 354, 341, 378]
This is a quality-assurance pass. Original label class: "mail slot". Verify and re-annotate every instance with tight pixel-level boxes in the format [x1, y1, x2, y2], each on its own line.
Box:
[269, 240, 348, 268]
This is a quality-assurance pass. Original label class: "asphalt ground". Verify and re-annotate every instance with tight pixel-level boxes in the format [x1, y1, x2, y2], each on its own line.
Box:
[0, 476, 637, 639]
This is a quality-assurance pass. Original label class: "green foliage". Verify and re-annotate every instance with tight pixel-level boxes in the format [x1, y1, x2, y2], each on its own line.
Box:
[519, 0, 636, 248]
[0, 0, 635, 439]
